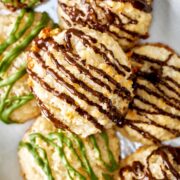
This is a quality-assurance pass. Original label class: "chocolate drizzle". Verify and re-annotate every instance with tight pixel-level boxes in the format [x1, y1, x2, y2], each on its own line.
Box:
[64, 28, 130, 75]
[28, 28, 133, 130]
[125, 45, 180, 143]
[125, 119, 161, 144]
[88, 65, 131, 100]
[131, 54, 180, 119]
[59, 0, 152, 46]
[28, 66, 104, 130]
[115, 0, 152, 13]
[131, 52, 170, 66]
[119, 146, 180, 180]
[37, 97, 70, 130]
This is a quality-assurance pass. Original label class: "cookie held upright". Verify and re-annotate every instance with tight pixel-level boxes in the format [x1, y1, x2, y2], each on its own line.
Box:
[27, 27, 133, 137]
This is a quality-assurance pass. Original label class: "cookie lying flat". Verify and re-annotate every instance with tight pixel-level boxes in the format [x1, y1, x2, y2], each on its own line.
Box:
[119, 145, 180, 180]
[27, 27, 133, 137]
[119, 43, 180, 144]
[18, 116, 120, 180]
[0, 9, 53, 123]
[0, 0, 43, 11]
[58, 0, 153, 50]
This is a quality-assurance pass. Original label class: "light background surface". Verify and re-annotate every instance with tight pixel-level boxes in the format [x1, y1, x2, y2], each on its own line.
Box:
[0, 0, 180, 179]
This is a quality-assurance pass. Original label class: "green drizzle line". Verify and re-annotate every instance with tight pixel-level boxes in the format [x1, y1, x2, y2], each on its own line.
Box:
[89, 132, 119, 172]
[19, 130, 119, 180]
[0, 9, 52, 123]
[2, 0, 40, 9]
[102, 173, 113, 180]
[19, 142, 54, 180]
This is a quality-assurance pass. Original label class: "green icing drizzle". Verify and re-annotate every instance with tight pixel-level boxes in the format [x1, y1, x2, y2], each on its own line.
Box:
[0, 9, 52, 123]
[19, 130, 118, 180]
[102, 173, 113, 180]
[28, 0, 40, 8]
[90, 132, 119, 172]
[0, 9, 26, 55]
[0, 67, 34, 123]
[69, 133, 98, 180]
[0, 11, 50, 76]
[19, 142, 54, 180]
[29, 132, 86, 180]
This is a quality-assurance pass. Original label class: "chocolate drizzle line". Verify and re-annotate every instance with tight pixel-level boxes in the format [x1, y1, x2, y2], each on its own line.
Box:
[131, 52, 180, 73]
[28, 67, 104, 131]
[131, 54, 180, 119]
[119, 146, 180, 179]
[33, 51, 123, 125]
[125, 46, 180, 143]
[88, 65, 131, 100]
[133, 94, 180, 120]
[59, 0, 151, 45]
[28, 85, 70, 130]
[124, 117, 180, 145]
[113, 0, 152, 13]
[64, 28, 130, 76]
[135, 72, 180, 100]
[29, 28, 133, 128]
[124, 120, 161, 144]
[133, 116, 180, 136]
[37, 98, 70, 131]
[36, 36, 131, 101]
[136, 83, 180, 110]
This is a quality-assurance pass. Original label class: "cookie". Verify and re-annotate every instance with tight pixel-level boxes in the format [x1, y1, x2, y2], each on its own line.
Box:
[0, 0, 43, 11]
[119, 43, 180, 144]
[58, 0, 153, 49]
[27, 27, 133, 137]
[0, 9, 53, 123]
[18, 116, 120, 180]
[119, 145, 180, 180]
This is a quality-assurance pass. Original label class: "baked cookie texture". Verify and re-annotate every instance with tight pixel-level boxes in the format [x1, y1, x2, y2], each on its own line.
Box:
[0, 9, 53, 123]
[119, 145, 180, 180]
[58, 0, 153, 50]
[27, 27, 133, 137]
[0, 0, 43, 11]
[18, 116, 120, 180]
[119, 43, 180, 144]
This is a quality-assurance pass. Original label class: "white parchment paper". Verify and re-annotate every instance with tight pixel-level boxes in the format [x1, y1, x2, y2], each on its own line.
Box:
[0, 0, 180, 179]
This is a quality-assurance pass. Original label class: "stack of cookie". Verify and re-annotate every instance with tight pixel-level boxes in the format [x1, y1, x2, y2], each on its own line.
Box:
[0, 0, 180, 179]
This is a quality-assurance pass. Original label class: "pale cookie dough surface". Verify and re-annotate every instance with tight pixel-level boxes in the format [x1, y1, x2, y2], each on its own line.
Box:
[58, 0, 153, 49]
[119, 43, 180, 144]
[0, 0, 44, 11]
[18, 116, 120, 180]
[28, 27, 133, 137]
[119, 145, 180, 180]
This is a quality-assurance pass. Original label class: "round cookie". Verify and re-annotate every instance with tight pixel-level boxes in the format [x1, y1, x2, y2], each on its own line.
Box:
[58, 0, 153, 50]
[119, 43, 180, 144]
[18, 116, 120, 180]
[0, 9, 53, 123]
[0, 0, 44, 11]
[119, 145, 180, 180]
[27, 27, 133, 137]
